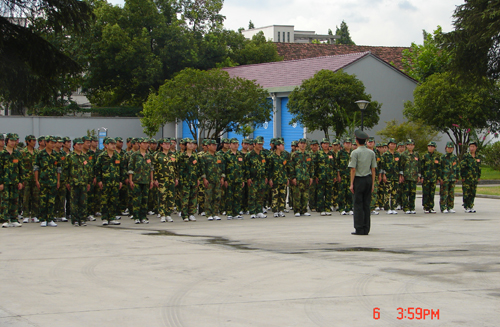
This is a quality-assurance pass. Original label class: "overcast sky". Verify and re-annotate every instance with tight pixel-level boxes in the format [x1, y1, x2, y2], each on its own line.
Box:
[108, 0, 464, 47]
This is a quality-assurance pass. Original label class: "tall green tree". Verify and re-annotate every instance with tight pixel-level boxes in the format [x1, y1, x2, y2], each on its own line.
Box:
[248, 20, 255, 29]
[376, 119, 441, 154]
[335, 20, 355, 45]
[141, 68, 272, 140]
[287, 69, 381, 139]
[404, 72, 500, 158]
[441, 0, 500, 80]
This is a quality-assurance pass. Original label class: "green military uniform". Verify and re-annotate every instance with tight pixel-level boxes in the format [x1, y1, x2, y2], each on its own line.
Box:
[337, 140, 352, 214]
[224, 139, 246, 219]
[245, 139, 267, 217]
[314, 138, 336, 214]
[460, 142, 481, 212]
[290, 139, 314, 216]
[399, 139, 420, 213]
[197, 139, 208, 215]
[268, 139, 289, 215]
[153, 139, 178, 221]
[128, 138, 154, 223]
[421, 141, 440, 212]
[439, 142, 459, 212]
[147, 138, 159, 215]
[20, 136, 39, 221]
[201, 140, 225, 219]
[0, 133, 23, 226]
[177, 139, 201, 221]
[95, 138, 124, 224]
[66, 138, 92, 226]
[308, 140, 320, 211]
[380, 139, 401, 213]
[54, 137, 69, 220]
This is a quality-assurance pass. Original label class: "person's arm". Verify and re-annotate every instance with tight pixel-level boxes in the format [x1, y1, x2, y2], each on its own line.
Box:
[349, 167, 356, 194]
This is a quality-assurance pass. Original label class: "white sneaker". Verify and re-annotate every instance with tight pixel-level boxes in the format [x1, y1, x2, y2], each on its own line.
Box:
[109, 220, 120, 225]
[18, 214, 23, 219]
[375, 207, 380, 211]
[96, 212, 102, 216]
[470, 208, 476, 213]
[40, 221, 47, 227]
[430, 209, 436, 214]
[227, 215, 233, 220]
[411, 211, 416, 214]
[23, 217, 30, 223]
[442, 209, 449, 213]
[121, 210, 129, 215]
[157, 213, 161, 218]
[320, 212, 326, 216]
[325, 211, 332, 216]
[189, 215, 196, 221]
[183, 218, 189, 222]
[200, 212, 206, 216]
[236, 215, 244, 219]
[61, 217, 68, 222]
[348, 211, 353, 215]
[102, 220, 109, 225]
[396, 205, 401, 210]
[142, 219, 149, 224]
[250, 214, 256, 219]
[134, 219, 140, 224]
[424, 210, 430, 214]
[405, 210, 411, 214]
[48, 221, 58, 227]
[279, 211, 285, 217]
[161, 216, 166, 223]
[341, 211, 347, 215]
[273, 212, 279, 218]
[207, 216, 214, 221]
[257, 213, 266, 218]
[222, 211, 226, 215]
[11, 222, 22, 227]
[166, 216, 173, 222]
[147, 211, 154, 215]
[371, 210, 379, 215]
[392, 210, 398, 215]
[284, 209, 289, 213]
[262, 208, 267, 214]
[115, 216, 121, 220]
[178, 212, 182, 217]
[245, 211, 250, 215]
[387, 210, 393, 214]
[448, 209, 455, 213]
[32, 217, 39, 223]
[239, 211, 244, 215]
[303, 212, 311, 216]
[129, 215, 134, 219]
[294, 213, 301, 217]
[88, 215, 96, 221]
[214, 216, 221, 220]
[465, 208, 471, 213]
[2, 222, 10, 228]
[74, 222, 80, 227]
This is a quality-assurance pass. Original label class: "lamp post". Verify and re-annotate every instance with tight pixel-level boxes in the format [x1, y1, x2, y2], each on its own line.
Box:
[355, 100, 370, 131]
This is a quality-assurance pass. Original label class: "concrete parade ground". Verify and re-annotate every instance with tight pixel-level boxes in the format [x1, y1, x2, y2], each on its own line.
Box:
[1, 195, 499, 327]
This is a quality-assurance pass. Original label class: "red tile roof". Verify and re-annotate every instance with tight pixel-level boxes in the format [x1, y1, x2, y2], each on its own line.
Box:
[275, 43, 409, 70]
[223, 52, 372, 89]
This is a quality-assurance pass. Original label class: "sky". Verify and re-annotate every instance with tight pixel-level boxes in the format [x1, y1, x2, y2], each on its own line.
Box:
[107, 0, 465, 47]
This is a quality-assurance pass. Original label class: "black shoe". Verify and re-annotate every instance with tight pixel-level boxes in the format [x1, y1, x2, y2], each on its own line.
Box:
[351, 231, 364, 235]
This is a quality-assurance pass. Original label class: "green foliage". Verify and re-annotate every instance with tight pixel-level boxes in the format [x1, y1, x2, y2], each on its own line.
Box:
[441, 0, 500, 80]
[248, 20, 255, 29]
[335, 20, 355, 45]
[376, 119, 441, 154]
[401, 27, 452, 83]
[141, 68, 272, 141]
[81, 107, 143, 117]
[87, 129, 97, 138]
[404, 72, 500, 158]
[287, 69, 381, 140]
[482, 142, 500, 171]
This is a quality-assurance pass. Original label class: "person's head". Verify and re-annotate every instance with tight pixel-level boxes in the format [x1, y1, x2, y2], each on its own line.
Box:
[427, 141, 436, 153]
[343, 138, 352, 151]
[388, 138, 397, 151]
[149, 139, 158, 151]
[63, 137, 71, 150]
[82, 136, 91, 150]
[397, 142, 405, 153]
[37, 136, 46, 148]
[46, 136, 57, 150]
[222, 138, 230, 150]
[230, 138, 239, 151]
[105, 138, 116, 151]
[206, 139, 217, 153]
[367, 137, 375, 149]
[5, 133, 18, 148]
[187, 139, 197, 151]
[321, 138, 330, 151]
[254, 139, 264, 151]
[55, 137, 64, 150]
[115, 137, 124, 150]
[310, 140, 319, 152]
[25, 135, 36, 148]
[73, 138, 84, 152]
[469, 142, 477, 154]
[298, 138, 307, 151]
[180, 140, 187, 151]
[445, 142, 454, 154]
[406, 139, 415, 152]
[139, 138, 150, 150]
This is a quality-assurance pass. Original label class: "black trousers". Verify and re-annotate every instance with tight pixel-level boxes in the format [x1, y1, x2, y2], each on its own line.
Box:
[353, 175, 372, 235]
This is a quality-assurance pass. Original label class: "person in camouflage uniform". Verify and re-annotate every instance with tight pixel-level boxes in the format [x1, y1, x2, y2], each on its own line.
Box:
[175, 139, 187, 215]
[314, 138, 337, 216]
[290, 138, 314, 216]
[268, 139, 289, 217]
[54, 136, 69, 221]
[177, 138, 201, 221]
[396, 141, 406, 210]
[240, 139, 252, 214]
[330, 139, 341, 210]
[224, 138, 246, 219]
[399, 139, 420, 214]
[20, 135, 39, 223]
[153, 138, 178, 222]
[379, 138, 401, 214]
[245, 137, 268, 218]
[128, 138, 154, 224]
[201, 139, 225, 221]
[217, 138, 231, 214]
[124, 138, 139, 217]
[197, 139, 209, 216]
[147, 138, 159, 215]
[337, 138, 353, 215]
[95, 138, 123, 225]
[439, 142, 459, 213]
[114, 137, 126, 217]
[66, 138, 92, 226]
[460, 141, 481, 212]
[308, 140, 320, 211]
[420, 141, 440, 213]
[34, 136, 62, 227]
[0, 133, 24, 227]
[82, 136, 97, 221]
[366, 137, 379, 215]
[288, 140, 298, 211]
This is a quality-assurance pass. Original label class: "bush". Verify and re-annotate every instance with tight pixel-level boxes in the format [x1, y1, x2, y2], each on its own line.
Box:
[482, 142, 500, 170]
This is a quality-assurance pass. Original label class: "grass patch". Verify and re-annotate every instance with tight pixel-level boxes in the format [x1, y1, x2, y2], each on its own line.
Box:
[416, 185, 500, 196]
[479, 166, 500, 180]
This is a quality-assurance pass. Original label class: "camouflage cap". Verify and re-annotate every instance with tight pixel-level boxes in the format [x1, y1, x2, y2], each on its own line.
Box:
[376, 143, 382, 147]
[446, 141, 454, 148]
[291, 141, 298, 146]
[56, 136, 64, 142]
[242, 138, 251, 144]
[62, 136, 71, 142]
[382, 142, 388, 147]
[149, 138, 157, 143]
[82, 136, 91, 141]
[47, 135, 58, 142]
[130, 138, 137, 144]
[104, 137, 116, 144]
[6, 133, 19, 140]
[25, 135, 36, 141]
[427, 141, 437, 147]
[247, 139, 254, 145]
[126, 137, 133, 142]
[230, 138, 239, 144]
[469, 141, 478, 146]
[274, 139, 284, 146]
[321, 138, 330, 144]
[184, 138, 195, 143]
[388, 138, 397, 144]
[73, 137, 84, 144]
[368, 137, 375, 142]
[344, 138, 352, 143]
[37, 135, 46, 142]
[141, 137, 150, 143]
[298, 138, 307, 143]
[0, 134, 4, 140]
[180, 138, 187, 144]
[207, 139, 217, 145]
[222, 138, 230, 143]
[90, 136, 98, 142]
[332, 139, 340, 145]
[406, 138, 415, 145]
[310, 139, 319, 145]
[255, 136, 264, 143]
[397, 142, 405, 147]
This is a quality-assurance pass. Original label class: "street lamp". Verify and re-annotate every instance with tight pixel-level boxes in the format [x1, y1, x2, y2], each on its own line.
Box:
[355, 100, 370, 131]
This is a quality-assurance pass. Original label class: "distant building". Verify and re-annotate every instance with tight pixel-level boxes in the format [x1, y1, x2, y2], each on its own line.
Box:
[241, 25, 338, 44]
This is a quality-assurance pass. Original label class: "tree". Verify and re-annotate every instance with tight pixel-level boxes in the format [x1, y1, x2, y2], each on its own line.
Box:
[335, 20, 355, 45]
[401, 26, 452, 83]
[141, 68, 272, 140]
[441, 0, 500, 80]
[404, 72, 500, 158]
[287, 69, 381, 139]
[0, 0, 92, 114]
[248, 20, 254, 29]
[376, 119, 441, 154]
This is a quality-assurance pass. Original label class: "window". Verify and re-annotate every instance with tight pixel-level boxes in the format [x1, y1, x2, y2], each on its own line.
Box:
[277, 31, 280, 42]
[287, 32, 290, 43]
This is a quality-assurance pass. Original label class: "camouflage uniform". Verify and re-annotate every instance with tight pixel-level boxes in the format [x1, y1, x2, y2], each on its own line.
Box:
[66, 139, 92, 225]
[0, 135, 23, 223]
[34, 142, 62, 222]
[290, 142, 314, 215]
[224, 145, 246, 217]
[201, 147, 225, 218]
[245, 146, 267, 215]
[420, 143, 440, 211]
[337, 144, 352, 213]
[460, 149, 481, 210]
[20, 143, 39, 219]
[314, 141, 336, 213]
[399, 143, 420, 212]
[439, 145, 459, 212]
[55, 144, 69, 219]
[380, 148, 401, 211]
[153, 143, 178, 218]
[268, 145, 289, 213]
[84, 146, 98, 217]
[308, 140, 320, 211]
[197, 141, 208, 214]
[95, 142, 124, 223]
[177, 147, 201, 220]
[128, 143, 154, 221]
[370, 144, 381, 211]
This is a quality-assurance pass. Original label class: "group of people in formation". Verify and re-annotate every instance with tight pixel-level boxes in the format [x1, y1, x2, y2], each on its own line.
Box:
[0, 132, 481, 228]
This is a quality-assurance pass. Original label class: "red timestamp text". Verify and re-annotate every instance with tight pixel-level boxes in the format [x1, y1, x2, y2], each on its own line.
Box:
[373, 307, 440, 320]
